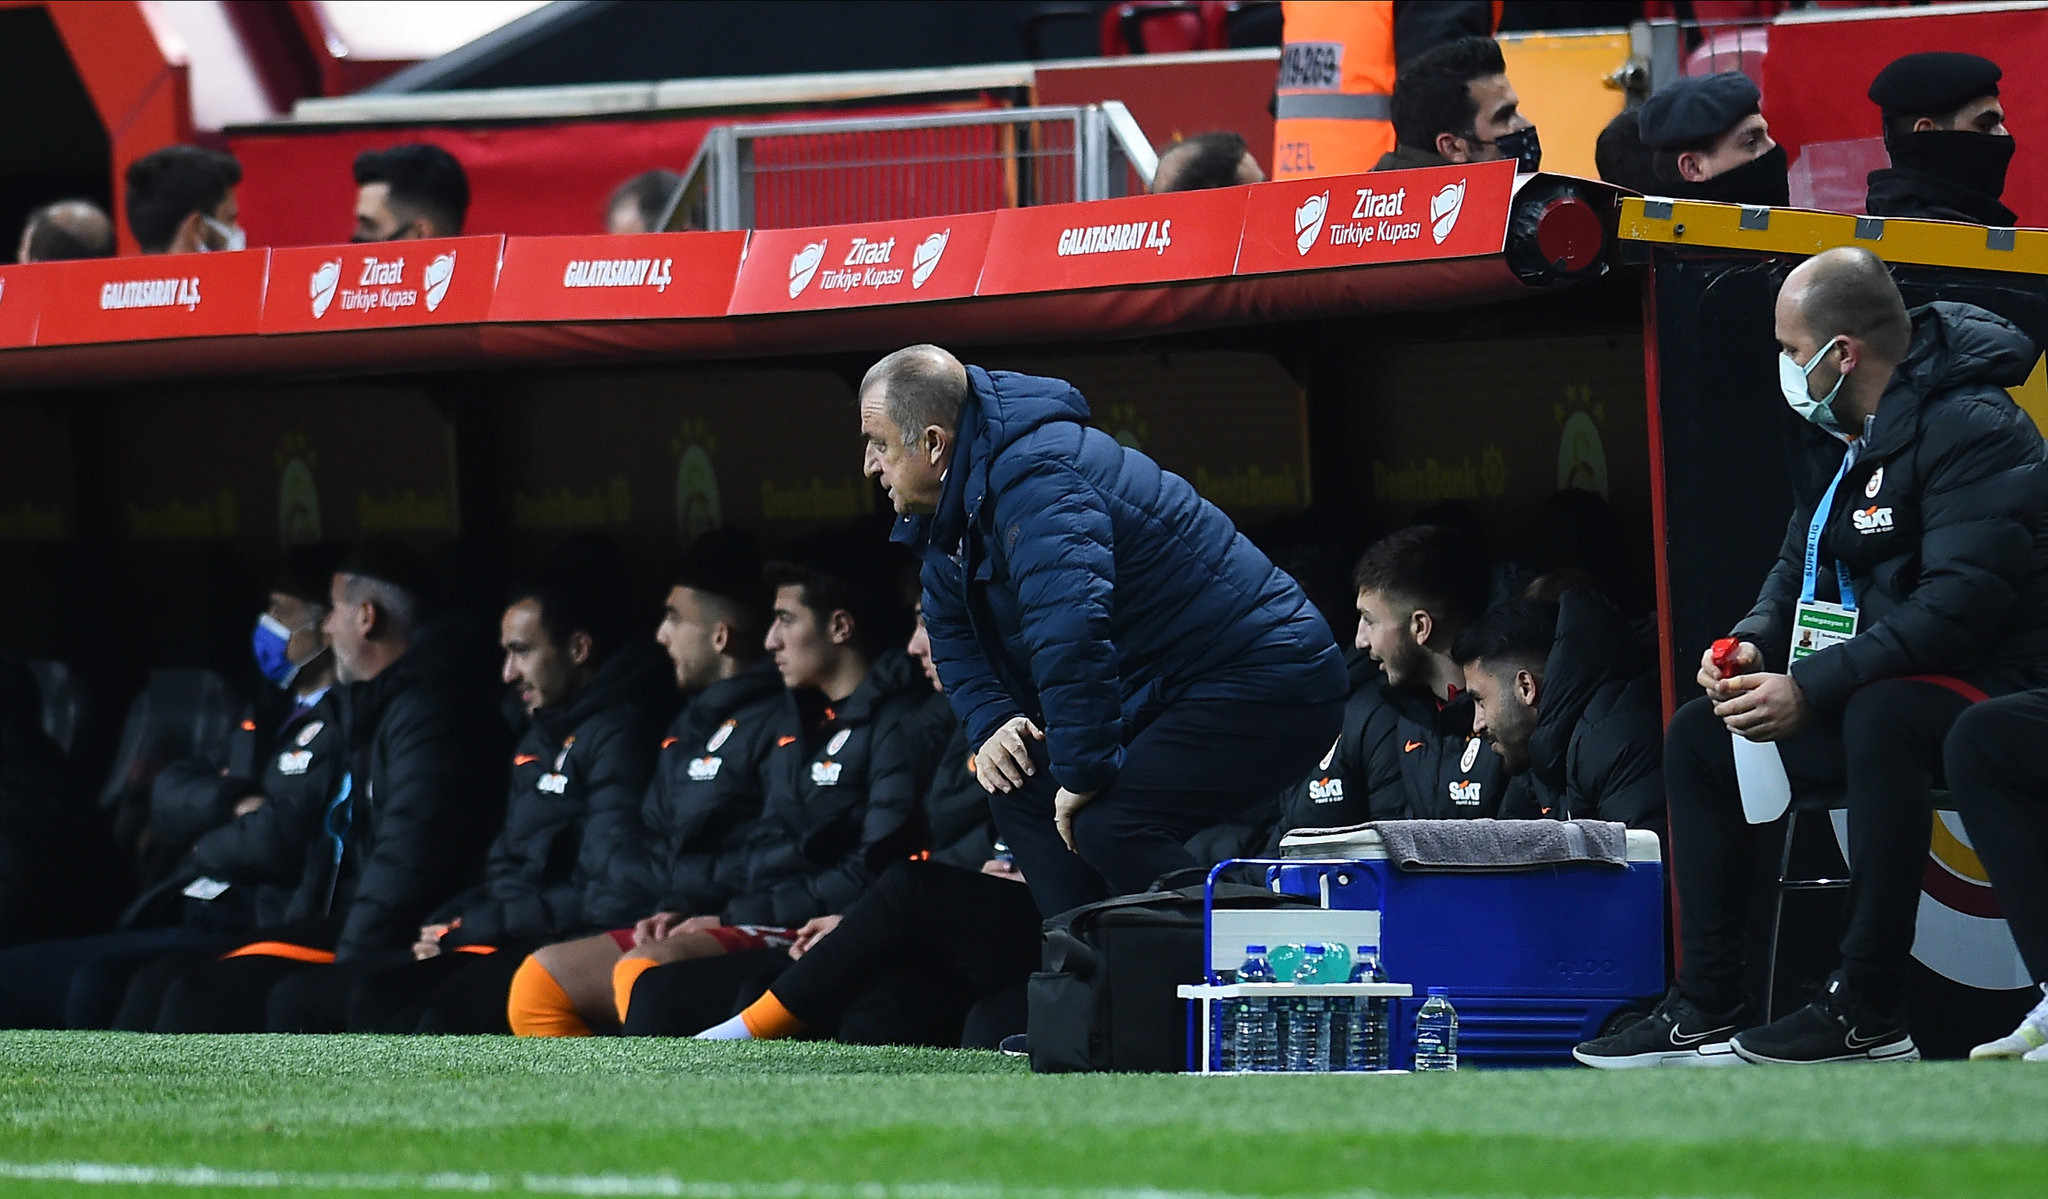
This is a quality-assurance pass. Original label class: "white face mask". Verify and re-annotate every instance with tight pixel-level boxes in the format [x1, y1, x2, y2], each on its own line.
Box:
[201, 216, 247, 253]
[1780, 338, 1846, 435]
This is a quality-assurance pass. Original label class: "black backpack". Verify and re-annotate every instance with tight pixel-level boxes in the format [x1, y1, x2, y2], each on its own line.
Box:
[1027, 871, 1316, 1073]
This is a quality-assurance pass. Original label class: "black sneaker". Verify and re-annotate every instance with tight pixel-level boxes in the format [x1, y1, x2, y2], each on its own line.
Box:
[1572, 989, 1748, 1069]
[1730, 974, 1918, 1065]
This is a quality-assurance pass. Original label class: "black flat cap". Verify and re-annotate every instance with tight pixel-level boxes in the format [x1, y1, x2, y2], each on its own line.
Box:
[1869, 52, 2000, 116]
[1638, 72, 1762, 150]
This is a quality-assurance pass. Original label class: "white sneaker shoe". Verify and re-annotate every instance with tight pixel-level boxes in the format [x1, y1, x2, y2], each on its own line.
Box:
[1970, 986, 2048, 1060]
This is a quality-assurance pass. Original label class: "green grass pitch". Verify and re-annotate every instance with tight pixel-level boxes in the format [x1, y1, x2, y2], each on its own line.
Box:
[3, 1032, 2047, 1198]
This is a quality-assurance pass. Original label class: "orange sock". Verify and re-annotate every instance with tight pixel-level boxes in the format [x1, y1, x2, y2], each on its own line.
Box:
[739, 990, 806, 1041]
[507, 955, 592, 1037]
[611, 955, 661, 1025]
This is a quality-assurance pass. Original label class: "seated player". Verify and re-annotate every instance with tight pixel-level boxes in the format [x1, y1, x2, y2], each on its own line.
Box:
[624, 602, 1031, 1046]
[0, 549, 343, 1030]
[1351, 525, 1529, 819]
[1452, 593, 1665, 835]
[394, 532, 782, 1034]
[138, 545, 511, 1032]
[267, 568, 668, 1032]
[510, 535, 931, 1036]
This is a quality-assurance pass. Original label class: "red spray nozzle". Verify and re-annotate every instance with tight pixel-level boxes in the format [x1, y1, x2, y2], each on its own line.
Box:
[1711, 638, 1741, 674]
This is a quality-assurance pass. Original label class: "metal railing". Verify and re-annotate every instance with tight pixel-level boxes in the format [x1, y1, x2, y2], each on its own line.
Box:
[662, 102, 1160, 232]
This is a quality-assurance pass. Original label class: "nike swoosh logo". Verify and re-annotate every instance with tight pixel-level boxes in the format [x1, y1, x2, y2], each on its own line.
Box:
[512, 754, 540, 766]
[1668, 1027, 1719, 1047]
[1404, 740, 1424, 752]
[1845, 1027, 1895, 1049]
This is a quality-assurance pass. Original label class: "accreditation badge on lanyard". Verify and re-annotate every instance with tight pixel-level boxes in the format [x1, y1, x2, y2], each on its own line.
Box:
[1793, 451, 1861, 662]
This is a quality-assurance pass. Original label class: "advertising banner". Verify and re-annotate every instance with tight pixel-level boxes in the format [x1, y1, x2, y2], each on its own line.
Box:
[490, 232, 746, 322]
[262, 236, 502, 333]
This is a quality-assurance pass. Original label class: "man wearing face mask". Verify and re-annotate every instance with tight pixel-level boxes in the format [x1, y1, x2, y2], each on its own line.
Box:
[1373, 36, 1541, 175]
[1635, 72, 1788, 208]
[352, 144, 470, 242]
[1865, 53, 2015, 227]
[124, 145, 247, 255]
[1576, 247, 2048, 1069]
[0, 547, 347, 1030]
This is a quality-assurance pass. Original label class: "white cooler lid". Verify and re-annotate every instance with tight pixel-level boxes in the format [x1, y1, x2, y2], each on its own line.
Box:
[1277, 822, 1662, 864]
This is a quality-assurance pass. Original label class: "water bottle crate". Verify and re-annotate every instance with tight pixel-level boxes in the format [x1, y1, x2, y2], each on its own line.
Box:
[1178, 983, 1411, 1075]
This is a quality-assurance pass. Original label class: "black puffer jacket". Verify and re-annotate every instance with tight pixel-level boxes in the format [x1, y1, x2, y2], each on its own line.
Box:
[432, 651, 667, 948]
[329, 628, 511, 960]
[1523, 592, 1665, 836]
[1270, 655, 1400, 840]
[185, 695, 344, 928]
[579, 658, 787, 925]
[720, 650, 934, 927]
[1372, 681, 1530, 820]
[1733, 303, 2048, 713]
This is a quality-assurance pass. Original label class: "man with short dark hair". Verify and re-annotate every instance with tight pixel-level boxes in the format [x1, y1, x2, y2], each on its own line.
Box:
[1593, 110, 1657, 194]
[1351, 524, 1524, 820]
[1375, 36, 1538, 174]
[607, 169, 683, 234]
[124, 146, 245, 255]
[16, 201, 113, 264]
[1151, 132, 1264, 194]
[1452, 593, 1664, 833]
[864, 344, 1346, 917]
[1864, 52, 2014, 226]
[1576, 247, 2048, 1069]
[353, 144, 470, 241]
[1635, 72, 1786, 207]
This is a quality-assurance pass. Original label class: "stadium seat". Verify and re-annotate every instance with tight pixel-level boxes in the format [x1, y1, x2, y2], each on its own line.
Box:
[1683, 25, 1768, 93]
[95, 669, 249, 876]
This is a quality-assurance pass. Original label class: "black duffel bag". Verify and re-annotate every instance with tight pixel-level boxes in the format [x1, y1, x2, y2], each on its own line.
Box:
[1027, 869, 1315, 1073]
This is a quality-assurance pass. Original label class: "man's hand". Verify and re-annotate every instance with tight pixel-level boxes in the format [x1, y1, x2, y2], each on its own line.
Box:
[980, 858, 1026, 884]
[676, 915, 723, 935]
[1714, 672, 1811, 742]
[1698, 640, 1762, 697]
[788, 914, 843, 960]
[1054, 787, 1098, 852]
[232, 795, 266, 818]
[413, 922, 453, 960]
[975, 717, 1045, 794]
[632, 911, 685, 946]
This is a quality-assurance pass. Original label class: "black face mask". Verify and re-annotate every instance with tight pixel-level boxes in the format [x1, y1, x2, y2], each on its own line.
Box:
[1492, 125, 1543, 174]
[1465, 125, 1541, 173]
[1884, 129, 2016, 201]
[1673, 142, 1790, 208]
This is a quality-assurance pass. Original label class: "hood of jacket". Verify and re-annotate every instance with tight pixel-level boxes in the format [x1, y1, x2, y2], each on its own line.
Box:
[339, 621, 469, 750]
[1373, 145, 1453, 172]
[1525, 591, 1651, 795]
[675, 656, 786, 744]
[530, 640, 674, 745]
[900, 367, 1093, 557]
[1863, 302, 2037, 459]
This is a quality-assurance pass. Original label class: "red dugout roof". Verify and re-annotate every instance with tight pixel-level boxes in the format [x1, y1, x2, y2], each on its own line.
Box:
[0, 162, 1614, 390]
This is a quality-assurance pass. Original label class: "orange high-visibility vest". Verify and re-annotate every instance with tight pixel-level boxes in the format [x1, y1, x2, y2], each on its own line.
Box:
[1273, 1, 1397, 179]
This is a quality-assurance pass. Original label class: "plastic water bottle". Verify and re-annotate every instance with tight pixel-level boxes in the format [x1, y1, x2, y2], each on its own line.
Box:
[1414, 987, 1459, 1072]
[1233, 946, 1279, 1072]
[1344, 945, 1387, 1071]
[1286, 944, 1331, 1071]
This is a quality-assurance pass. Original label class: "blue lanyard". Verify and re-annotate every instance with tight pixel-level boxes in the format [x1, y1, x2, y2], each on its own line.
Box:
[1801, 451, 1859, 611]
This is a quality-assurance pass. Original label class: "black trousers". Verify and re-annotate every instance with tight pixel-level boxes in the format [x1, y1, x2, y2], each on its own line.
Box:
[348, 945, 535, 1033]
[771, 859, 1042, 1041]
[621, 947, 792, 1037]
[148, 920, 342, 1032]
[0, 926, 237, 1030]
[1667, 679, 1971, 1013]
[990, 696, 1343, 916]
[1945, 691, 2048, 986]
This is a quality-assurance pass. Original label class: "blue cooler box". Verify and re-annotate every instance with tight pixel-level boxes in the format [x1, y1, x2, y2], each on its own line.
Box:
[1275, 824, 1666, 1067]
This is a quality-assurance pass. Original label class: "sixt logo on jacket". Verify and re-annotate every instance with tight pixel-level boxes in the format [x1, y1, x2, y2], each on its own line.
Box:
[1853, 506, 1895, 534]
[1308, 777, 1345, 803]
[1448, 780, 1483, 806]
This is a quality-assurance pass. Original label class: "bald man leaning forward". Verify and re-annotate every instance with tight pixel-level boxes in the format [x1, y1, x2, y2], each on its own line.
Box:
[861, 345, 1347, 918]
[1575, 248, 2048, 1069]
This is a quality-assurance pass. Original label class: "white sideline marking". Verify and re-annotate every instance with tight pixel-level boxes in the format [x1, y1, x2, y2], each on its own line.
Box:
[0, 1164, 1349, 1199]
[0, 1162, 1729, 1199]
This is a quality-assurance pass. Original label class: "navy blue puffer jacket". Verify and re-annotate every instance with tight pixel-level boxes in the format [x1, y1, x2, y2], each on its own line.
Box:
[894, 367, 1346, 794]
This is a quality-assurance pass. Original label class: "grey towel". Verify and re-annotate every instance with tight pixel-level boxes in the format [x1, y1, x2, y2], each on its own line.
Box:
[1369, 819, 1629, 870]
